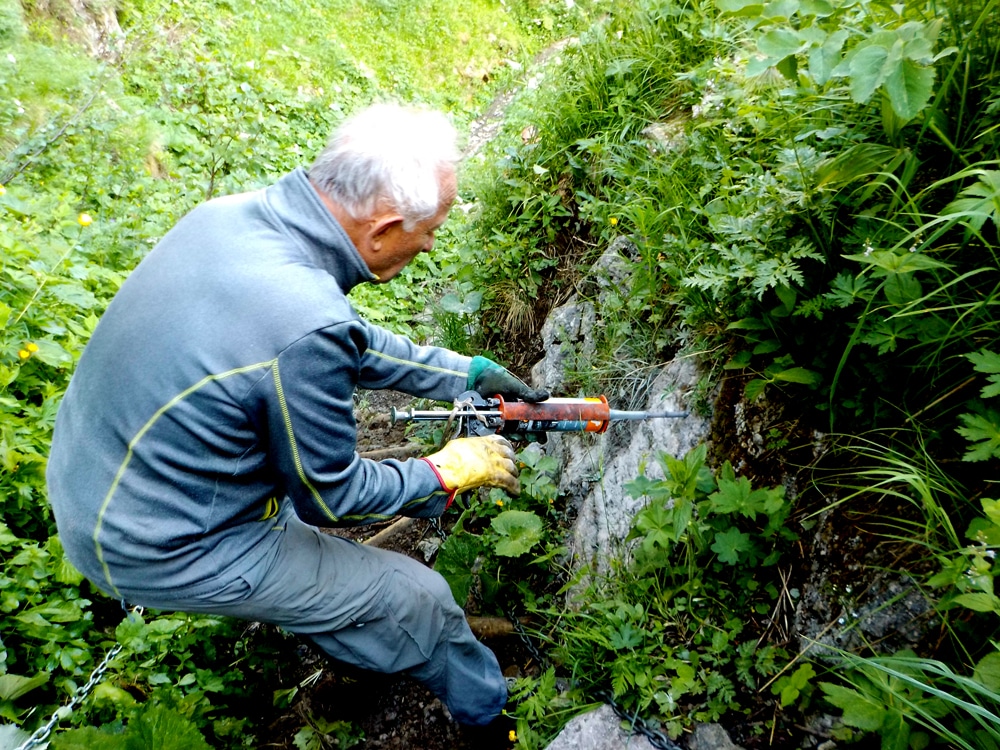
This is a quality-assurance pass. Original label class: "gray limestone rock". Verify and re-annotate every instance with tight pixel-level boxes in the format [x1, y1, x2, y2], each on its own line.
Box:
[686, 723, 745, 750]
[543, 357, 712, 573]
[543, 704, 659, 750]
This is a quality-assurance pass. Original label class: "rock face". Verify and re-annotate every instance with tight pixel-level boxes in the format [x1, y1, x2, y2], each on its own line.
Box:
[547, 358, 711, 573]
[529, 237, 713, 572]
[542, 705, 659, 750]
[542, 705, 746, 750]
[530, 235, 939, 750]
[29, 0, 124, 60]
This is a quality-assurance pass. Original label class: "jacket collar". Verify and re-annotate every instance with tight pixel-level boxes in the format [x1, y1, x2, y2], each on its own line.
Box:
[263, 167, 376, 292]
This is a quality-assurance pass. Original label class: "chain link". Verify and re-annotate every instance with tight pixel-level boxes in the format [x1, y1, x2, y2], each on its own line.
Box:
[594, 689, 683, 750]
[15, 606, 142, 750]
[501, 601, 548, 673]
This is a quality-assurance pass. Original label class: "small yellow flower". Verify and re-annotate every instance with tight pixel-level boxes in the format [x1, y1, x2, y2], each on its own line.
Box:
[496, 499, 504, 507]
[609, 216, 618, 226]
[77, 212, 94, 227]
[26, 342, 38, 352]
[509, 729, 517, 742]
[18, 349, 30, 359]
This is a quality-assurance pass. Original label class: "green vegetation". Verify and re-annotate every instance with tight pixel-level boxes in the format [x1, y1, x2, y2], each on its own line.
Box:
[0, 0, 595, 746]
[445, 0, 1000, 745]
[3, 0, 1000, 746]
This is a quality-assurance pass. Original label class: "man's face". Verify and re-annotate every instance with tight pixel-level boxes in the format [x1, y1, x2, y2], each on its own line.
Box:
[365, 167, 457, 282]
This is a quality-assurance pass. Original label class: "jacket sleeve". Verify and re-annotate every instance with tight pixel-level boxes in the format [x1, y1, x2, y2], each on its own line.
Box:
[358, 320, 472, 402]
[258, 322, 450, 527]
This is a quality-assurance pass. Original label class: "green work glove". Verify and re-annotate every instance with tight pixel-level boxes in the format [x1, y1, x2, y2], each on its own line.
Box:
[423, 435, 520, 498]
[467, 355, 549, 403]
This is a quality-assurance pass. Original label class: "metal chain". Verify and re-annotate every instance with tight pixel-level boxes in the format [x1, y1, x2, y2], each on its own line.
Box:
[594, 689, 683, 750]
[15, 606, 143, 750]
[500, 601, 547, 673]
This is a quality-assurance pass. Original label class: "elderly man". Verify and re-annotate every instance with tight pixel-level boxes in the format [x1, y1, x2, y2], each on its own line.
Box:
[46, 102, 547, 728]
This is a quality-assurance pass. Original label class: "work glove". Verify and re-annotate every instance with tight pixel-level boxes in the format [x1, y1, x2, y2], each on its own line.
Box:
[467, 355, 549, 403]
[422, 435, 520, 499]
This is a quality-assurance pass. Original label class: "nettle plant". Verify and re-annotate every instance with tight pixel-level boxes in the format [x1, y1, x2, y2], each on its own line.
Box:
[515, 445, 799, 741]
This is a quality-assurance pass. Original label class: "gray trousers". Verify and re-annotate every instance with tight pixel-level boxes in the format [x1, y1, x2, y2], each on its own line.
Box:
[124, 504, 507, 726]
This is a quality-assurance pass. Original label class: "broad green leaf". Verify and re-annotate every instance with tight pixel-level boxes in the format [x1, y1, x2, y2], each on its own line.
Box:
[116, 613, 151, 653]
[0, 524, 18, 549]
[844, 249, 950, 275]
[92, 682, 137, 708]
[0, 301, 10, 330]
[848, 45, 890, 104]
[967, 349, 1000, 398]
[440, 292, 483, 315]
[944, 172, 1000, 232]
[0, 725, 33, 748]
[799, 0, 834, 15]
[434, 532, 484, 605]
[0, 672, 49, 701]
[752, 339, 781, 355]
[723, 350, 752, 370]
[491, 510, 544, 557]
[605, 58, 638, 77]
[808, 29, 847, 84]
[16, 600, 83, 624]
[951, 592, 1000, 613]
[762, 0, 799, 18]
[965, 517, 1000, 545]
[881, 708, 911, 750]
[819, 682, 887, 730]
[125, 703, 212, 749]
[973, 651, 1000, 692]
[726, 317, 769, 330]
[292, 726, 322, 750]
[982, 498, 1000, 527]
[882, 273, 922, 305]
[50, 727, 129, 750]
[771, 367, 820, 385]
[758, 28, 805, 59]
[625, 474, 667, 500]
[711, 528, 752, 564]
[31, 338, 73, 368]
[957, 411, 1000, 461]
[710, 475, 757, 517]
[49, 282, 99, 310]
[745, 378, 767, 401]
[716, 0, 764, 14]
[883, 57, 934, 121]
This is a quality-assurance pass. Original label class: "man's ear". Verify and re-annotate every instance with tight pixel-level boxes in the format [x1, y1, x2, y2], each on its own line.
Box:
[368, 212, 405, 251]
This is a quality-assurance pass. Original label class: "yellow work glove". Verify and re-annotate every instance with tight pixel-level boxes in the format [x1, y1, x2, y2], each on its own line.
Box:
[422, 435, 520, 503]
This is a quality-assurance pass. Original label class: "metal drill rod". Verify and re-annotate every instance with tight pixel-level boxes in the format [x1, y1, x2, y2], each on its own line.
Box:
[390, 407, 503, 425]
[608, 409, 690, 420]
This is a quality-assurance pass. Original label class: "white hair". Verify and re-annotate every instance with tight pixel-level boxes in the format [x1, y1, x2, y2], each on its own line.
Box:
[308, 103, 460, 230]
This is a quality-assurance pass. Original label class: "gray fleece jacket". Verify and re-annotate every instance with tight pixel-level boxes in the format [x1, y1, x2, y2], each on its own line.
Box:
[47, 168, 469, 600]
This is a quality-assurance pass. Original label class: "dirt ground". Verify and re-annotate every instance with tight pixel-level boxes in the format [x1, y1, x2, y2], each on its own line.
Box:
[254, 390, 540, 750]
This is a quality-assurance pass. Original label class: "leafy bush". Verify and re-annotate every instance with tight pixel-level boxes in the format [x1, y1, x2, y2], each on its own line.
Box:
[1, 0, 598, 745]
[506, 445, 798, 744]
